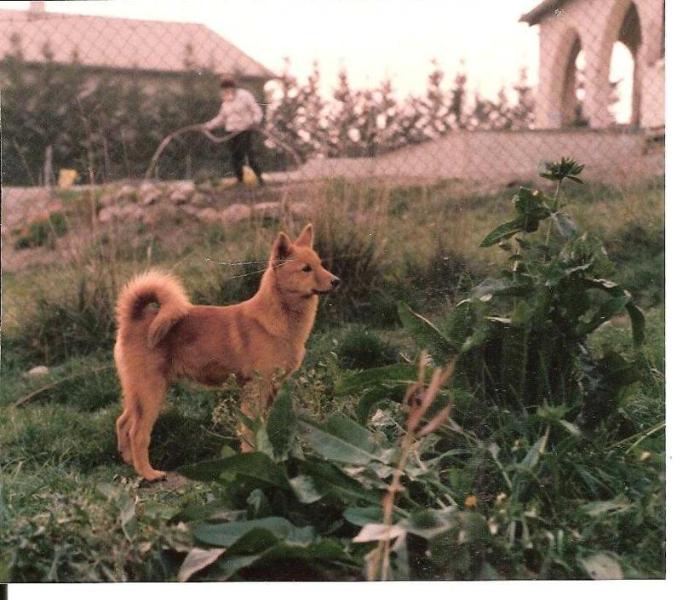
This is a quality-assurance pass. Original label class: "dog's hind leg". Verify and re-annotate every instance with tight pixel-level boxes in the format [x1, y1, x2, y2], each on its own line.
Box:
[116, 408, 134, 464]
[129, 374, 168, 481]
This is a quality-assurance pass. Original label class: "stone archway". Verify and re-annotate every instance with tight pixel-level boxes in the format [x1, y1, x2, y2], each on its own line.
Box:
[560, 33, 584, 127]
[610, 2, 643, 125]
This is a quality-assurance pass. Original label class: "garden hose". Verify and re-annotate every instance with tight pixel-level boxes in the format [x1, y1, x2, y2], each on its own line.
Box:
[144, 124, 302, 180]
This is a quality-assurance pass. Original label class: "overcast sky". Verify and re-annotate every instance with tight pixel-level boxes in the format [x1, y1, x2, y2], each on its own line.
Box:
[3, 0, 542, 96]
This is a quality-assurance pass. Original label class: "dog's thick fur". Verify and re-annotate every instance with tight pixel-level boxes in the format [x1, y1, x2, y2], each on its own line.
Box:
[114, 224, 338, 480]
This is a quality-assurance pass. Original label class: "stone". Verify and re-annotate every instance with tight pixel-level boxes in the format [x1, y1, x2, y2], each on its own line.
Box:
[190, 192, 209, 207]
[139, 183, 161, 206]
[119, 204, 145, 221]
[181, 204, 200, 217]
[26, 365, 49, 377]
[170, 189, 190, 205]
[197, 207, 220, 222]
[221, 203, 252, 223]
[252, 202, 281, 219]
[98, 206, 116, 223]
[98, 192, 117, 208]
[116, 184, 137, 202]
[143, 205, 173, 226]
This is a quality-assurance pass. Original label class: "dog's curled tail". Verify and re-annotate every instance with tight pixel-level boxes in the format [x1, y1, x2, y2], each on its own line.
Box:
[116, 270, 191, 347]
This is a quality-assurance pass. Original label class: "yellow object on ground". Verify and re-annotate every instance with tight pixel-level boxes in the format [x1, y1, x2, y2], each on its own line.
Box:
[58, 169, 78, 188]
[243, 165, 257, 187]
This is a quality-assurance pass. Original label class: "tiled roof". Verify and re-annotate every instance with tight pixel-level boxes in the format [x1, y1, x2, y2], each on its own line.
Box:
[519, 0, 571, 26]
[0, 8, 275, 79]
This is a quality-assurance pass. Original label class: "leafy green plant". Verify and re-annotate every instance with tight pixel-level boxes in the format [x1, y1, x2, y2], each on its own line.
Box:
[170, 368, 491, 581]
[377, 159, 645, 430]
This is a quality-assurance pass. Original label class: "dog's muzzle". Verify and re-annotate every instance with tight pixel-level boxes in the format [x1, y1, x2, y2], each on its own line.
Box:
[313, 276, 341, 295]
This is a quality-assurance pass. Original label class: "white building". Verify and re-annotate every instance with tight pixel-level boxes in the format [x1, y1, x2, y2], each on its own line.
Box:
[520, 0, 664, 129]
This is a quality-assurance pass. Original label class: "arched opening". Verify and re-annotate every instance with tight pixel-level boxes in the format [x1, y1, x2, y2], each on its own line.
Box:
[608, 2, 642, 126]
[558, 33, 585, 127]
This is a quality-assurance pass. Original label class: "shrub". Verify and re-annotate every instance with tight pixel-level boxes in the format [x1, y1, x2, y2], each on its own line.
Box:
[337, 328, 399, 370]
[14, 212, 68, 250]
[605, 221, 664, 307]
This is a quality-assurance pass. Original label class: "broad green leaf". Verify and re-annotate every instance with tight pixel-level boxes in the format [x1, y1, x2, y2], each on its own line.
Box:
[579, 498, 633, 517]
[289, 474, 323, 504]
[576, 296, 630, 337]
[584, 278, 645, 347]
[193, 517, 315, 548]
[297, 459, 383, 505]
[170, 501, 244, 525]
[402, 508, 458, 540]
[343, 506, 383, 526]
[299, 415, 391, 465]
[445, 300, 476, 350]
[353, 523, 407, 543]
[480, 218, 524, 247]
[460, 322, 493, 353]
[179, 452, 290, 489]
[558, 419, 582, 438]
[262, 538, 352, 562]
[212, 554, 263, 581]
[356, 386, 394, 425]
[472, 277, 533, 300]
[208, 540, 356, 580]
[520, 429, 549, 471]
[266, 383, 297, 461]
[514, 187, 551, 216]
[119, 496, 137, 542]
[579, 553, 623, 580]
[551, 211, 578, 238]
[398, 302, 454, 360]
[625, 302, 646, 348]
[336, 363, 421, 396]
[178, 547, 225, 582]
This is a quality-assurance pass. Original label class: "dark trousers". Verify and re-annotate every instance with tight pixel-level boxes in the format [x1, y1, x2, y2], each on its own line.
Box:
[227, 130, 263, 183]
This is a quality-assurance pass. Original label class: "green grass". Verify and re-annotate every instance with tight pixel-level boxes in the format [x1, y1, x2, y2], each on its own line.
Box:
[0, 176, 664, 581]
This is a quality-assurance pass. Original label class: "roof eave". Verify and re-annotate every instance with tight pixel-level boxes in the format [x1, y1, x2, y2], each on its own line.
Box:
[519, 0, 568, 26]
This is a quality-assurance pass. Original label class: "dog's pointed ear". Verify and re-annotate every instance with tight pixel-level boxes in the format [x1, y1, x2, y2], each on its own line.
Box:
[295, 223, 314, 247]
[271, 231, 293, 261]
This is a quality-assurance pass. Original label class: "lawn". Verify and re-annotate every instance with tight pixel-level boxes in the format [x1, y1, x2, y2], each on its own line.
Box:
[0, 171, 665, 581]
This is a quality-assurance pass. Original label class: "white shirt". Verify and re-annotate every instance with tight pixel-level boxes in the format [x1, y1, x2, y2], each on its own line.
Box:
[205, 88, 263, 133]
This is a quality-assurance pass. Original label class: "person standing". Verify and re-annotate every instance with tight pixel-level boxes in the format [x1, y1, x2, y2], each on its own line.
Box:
[204, 78, 265, 186]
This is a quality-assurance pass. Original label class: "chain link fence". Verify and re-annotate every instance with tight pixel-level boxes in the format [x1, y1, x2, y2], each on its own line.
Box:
[0, 1, 664, 191]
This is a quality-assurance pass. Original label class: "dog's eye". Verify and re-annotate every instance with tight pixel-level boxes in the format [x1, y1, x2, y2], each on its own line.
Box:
[302, 264, 312, 272]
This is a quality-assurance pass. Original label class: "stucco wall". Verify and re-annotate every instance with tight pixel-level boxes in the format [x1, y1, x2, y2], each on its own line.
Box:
[297, 128, 660, 183]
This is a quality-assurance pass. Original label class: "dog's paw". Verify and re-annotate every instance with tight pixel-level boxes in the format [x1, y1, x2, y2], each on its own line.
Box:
[142, 469, 167, 482]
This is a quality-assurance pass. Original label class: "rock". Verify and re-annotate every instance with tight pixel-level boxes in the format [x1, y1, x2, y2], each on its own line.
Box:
[26, 365, 49, 377]
[221, 203, 252, 223]
[98, 206, 116, 223]
[119, 204, 145, 221]
[252, 202, 281, 219]
[190, 192, 209, 207]
[181, 204, 200, 217]
[116, 184, 137, 202]
[167, 182, 195, 205]
[143, 205, 174, 227]
[99, 192, 117, 208]
[170, 189, 190, 205]
[139, 183, 161, 206]
[197, 207, 220, 222]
